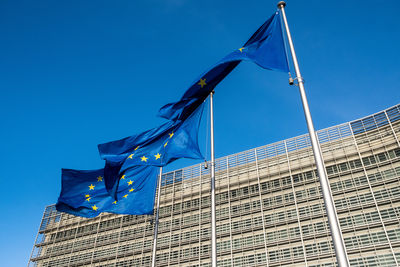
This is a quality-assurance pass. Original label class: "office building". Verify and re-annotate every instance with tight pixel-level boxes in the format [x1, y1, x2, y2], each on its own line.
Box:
[29, 104, 400, 266]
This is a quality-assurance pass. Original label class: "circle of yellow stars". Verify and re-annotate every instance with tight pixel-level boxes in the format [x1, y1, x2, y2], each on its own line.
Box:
[83, 174, 136, 212]
[126, 131, 175, 163]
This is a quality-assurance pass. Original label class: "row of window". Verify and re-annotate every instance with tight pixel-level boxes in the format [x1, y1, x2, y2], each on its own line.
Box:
[350, 107, 397, 134]
[45, 236, 95, 256]
[340, 206, 400, 229]
[42, 255, 152, 267]
[156, 244, 209, 262]
[349, 252, 400, 267]
[41, 250, 400, 267]
[336, 185, 400, 210]
[93, 246, 117, 260]
[353, 121, 396, 146]
[344, 229, 398, 249]
[218, 252, 267, 267]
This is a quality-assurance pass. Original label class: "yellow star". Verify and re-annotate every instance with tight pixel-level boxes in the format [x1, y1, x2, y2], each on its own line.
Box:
[128, 180, 133, 185]
[123, 194, 128, 198]
[97, 176, 103, 182]
[128, 154, 134, 159]
[239, 47, 244, 52]
[85, 194, 90, 198]
[164, 141, 168, 148]
[198, 78, 207, 88]
[86, 197, 91, 202]
[89, 184, 95, 190]
[141, 156, 148, 162]
[92, 205, 98, 211]
[135, 146, 140, 151]
[120, 175, 126, 180]
[129, 188, 134, 192]
[169, 132, 174, 138]
[155, 153, 161, 160]
[112, 201, 117, 204]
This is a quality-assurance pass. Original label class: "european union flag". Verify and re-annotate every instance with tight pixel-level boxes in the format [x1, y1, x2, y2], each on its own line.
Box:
[98, 102, 205, 195]
[158, 11, 289, 121]
[56, 166, 158, 217]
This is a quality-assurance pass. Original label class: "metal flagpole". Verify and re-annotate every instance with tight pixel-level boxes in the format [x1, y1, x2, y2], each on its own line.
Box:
[209, 91, 217, 267]
[151, 167, 163, 267]
[277, 2, 350, 267]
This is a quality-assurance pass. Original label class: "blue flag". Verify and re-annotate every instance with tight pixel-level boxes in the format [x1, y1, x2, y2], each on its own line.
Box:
[98, 102, 205, 196]
[56, 166, 159, 217]
[158, 11, 289, 121]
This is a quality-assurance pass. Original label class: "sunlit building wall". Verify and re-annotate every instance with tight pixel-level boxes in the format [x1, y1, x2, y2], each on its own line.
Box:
[29, 104, 400, 267]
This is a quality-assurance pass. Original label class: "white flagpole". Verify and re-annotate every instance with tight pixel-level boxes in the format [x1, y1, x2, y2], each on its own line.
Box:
[151, 167, 163, 267]
[209, 91, 217, 267]
[277, 2, 350, 266]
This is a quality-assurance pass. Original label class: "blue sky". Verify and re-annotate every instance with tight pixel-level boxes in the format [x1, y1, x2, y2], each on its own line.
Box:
[1, 0, 399, 266]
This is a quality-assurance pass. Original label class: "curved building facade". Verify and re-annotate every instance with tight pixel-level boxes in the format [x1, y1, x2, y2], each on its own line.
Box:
[29, 104, 400, 266]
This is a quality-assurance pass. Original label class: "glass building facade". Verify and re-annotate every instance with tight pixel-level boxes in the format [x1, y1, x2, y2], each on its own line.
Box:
[28, 104, 400, 267]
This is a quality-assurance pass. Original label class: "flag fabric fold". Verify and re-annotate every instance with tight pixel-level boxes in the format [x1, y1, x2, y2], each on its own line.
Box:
[56, 167, 159, 217]
[98, 102, 205, 196]
[158, 11, 288, 121]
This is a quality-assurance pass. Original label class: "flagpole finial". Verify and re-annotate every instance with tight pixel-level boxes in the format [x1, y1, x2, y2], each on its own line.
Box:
[277, 1, 286, 8]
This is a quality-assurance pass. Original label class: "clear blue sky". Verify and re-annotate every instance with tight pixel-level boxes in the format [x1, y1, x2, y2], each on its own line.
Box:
[1, 1, 399, 266]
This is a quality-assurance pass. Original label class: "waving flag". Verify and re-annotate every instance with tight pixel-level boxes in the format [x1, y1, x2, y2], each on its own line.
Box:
[98, 102, 205, 196]
[158, 11, 289, 121]
[56, 166, 159, 217]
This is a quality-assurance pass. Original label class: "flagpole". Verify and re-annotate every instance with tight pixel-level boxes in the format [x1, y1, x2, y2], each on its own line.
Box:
[151, 167, 163, 267]
[209, 91, 217, 267]
[277, 2, 350, 267]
